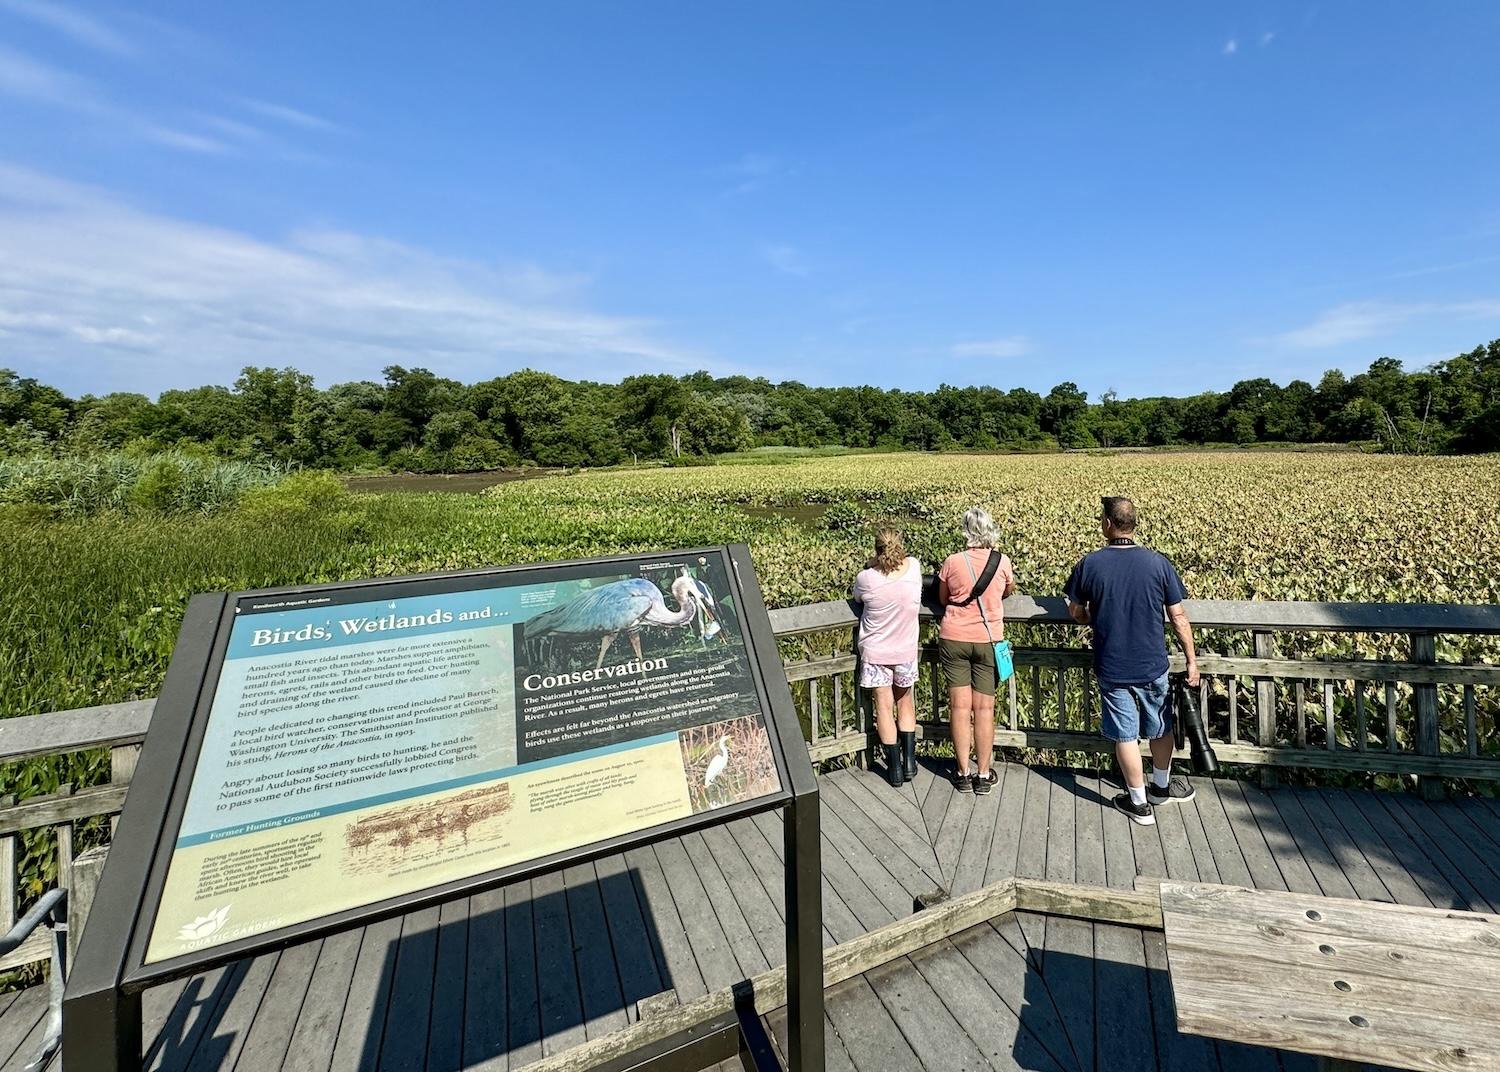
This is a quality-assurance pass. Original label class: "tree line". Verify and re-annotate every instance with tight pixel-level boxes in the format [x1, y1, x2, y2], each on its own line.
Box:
[2, 340, 1497, 470]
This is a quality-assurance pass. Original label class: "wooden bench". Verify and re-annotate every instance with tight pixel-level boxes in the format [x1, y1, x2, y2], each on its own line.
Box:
[1160, 881, 1500, 1072]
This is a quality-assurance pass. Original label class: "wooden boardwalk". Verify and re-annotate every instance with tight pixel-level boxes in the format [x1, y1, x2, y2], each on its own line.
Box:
[7, 763, 1500, 1071]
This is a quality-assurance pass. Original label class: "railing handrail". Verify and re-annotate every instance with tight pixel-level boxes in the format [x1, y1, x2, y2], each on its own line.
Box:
[768, 594, 1500, 637]
[1, 595, 1497, 763]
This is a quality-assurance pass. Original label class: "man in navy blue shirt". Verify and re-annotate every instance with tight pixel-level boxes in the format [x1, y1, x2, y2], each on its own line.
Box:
[1065, 496, 1200, 826]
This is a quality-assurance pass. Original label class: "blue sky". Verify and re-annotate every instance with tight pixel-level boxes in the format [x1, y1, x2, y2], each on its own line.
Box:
[2, 2, 1499, 400]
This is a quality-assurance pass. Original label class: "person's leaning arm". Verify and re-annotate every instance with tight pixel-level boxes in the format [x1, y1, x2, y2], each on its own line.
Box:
[1166, 601, 1200, 687]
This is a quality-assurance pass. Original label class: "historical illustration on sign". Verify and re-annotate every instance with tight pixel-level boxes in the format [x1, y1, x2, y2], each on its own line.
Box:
[143, 551, 783, 964]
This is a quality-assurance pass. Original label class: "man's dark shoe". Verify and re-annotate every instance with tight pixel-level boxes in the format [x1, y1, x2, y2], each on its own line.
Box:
[954, 766, 974, 793]
[1113, 792, 1155, 826]
[1147, 776, 1196, 805]
[972, 769, 998, 795]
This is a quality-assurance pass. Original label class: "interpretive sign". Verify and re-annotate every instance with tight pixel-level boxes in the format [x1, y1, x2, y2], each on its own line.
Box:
[127, 547, 789, 969]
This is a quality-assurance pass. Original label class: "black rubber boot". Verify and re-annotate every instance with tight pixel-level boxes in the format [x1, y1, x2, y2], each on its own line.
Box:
[899, 730, 917, 783]
[883, 743, 903, 786]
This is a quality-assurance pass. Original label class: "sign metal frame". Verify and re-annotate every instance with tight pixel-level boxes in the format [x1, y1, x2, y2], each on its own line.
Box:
[64, 544, 824, 1072]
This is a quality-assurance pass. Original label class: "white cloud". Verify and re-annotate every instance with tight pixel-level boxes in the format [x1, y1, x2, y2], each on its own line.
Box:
[716, 153, 791, 196]
[0, 45, 229, 153]
[0, 42, 93, 106]
[1260, 31, 1276, 46]
[951, 336, 1031, 359]
[236, 97, 339, 132]
[761, 243, 810, 277]
[1275, 299, 1500, 348]
[0, 165, 708, 393]
[0, 0, 137, 58]
[1222, 38, 1239, 56]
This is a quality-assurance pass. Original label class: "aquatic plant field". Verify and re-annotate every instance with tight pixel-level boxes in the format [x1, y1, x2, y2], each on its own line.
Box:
[5, 450, 1497, 721]
[2, 449, 1498, 902]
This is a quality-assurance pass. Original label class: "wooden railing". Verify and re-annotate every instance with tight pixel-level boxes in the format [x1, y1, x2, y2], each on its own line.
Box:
[0, 595, 1496, 973]
[770, 595, 1500, 785]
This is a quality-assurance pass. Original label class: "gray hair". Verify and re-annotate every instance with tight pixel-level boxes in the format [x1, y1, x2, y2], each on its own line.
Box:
[962, 507, 999, 549]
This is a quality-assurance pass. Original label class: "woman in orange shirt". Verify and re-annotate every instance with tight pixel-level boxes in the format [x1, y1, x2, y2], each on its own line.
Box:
[936, 507, 1016, 793]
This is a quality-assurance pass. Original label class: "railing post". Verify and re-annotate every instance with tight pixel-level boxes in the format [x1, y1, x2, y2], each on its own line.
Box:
[67, 846, 109, 968]
[1253, 631, 1278, 788]
[1410, 632, 1444, 800]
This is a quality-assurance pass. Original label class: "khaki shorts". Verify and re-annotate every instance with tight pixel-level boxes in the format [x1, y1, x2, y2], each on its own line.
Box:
[939, 638, 997, 697]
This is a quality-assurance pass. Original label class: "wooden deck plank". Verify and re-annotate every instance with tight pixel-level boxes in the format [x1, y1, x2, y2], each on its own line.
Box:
[1431, 800, 1500, 900]
[1284, 788, 1390, 902]
[533, 868, 587, 1059]
[182, 951, 279, 1072]
[750, 809, 875, 944]
[1239, 783, 1321, 895]
[1315, 789, 1428, 907]
[1014, 766, 1051, 882]
[831, 766, 933, 858]
[819, 973, 924, 1072]
[230, 938, 321, 1072]
[1212, 780, 1290, 892]
[0, 984, 44, 1072]
[1153, 793, 1201, 882]
[139, 977, 192, 1069]
[863, 953, 993, 1070]
[920, 762, 955, 850]
[815, 791, 914, 921]
[1035, 912, 1093, 1072]
[909, 939, 1070, 1072]
[427, 898, 471, 1071]
[1175, 788, 1222, 885]
[1143, 928, 1221, 1072]
[951, 767, 1003, 896]
[0, 993, 46, 1072]
[322, 914, 402, 1072]
[910, 754, 938, 813]
[761, 999, 861, 1072]
[951, 919, 1078, 1071]
[377, 904, 442, 1072]
[1162, 881, 1500, 1072]
[648, 840, 739, 995]
[1092, 922, 1156, 1072]
[681, 831, 767, 978]
[932, 779, 975, 892]
[1342, 789, 1466, 909]
[1128, 794, 1168, 881]
[1099, 780, 1137, 891]
[562, 861, 630, 1040]
[820, 774, 942, 900]
[1190, 778, 1257, 890]
[461, 885, 509, 1070]
[1455, 797, 1500, 852]
[983, 762, 1028, 888]
[1381, 795, 1500, 913]
[623, 845, 707, 1002]
[729, 812, 843, 948]
[1014, 768, 1052, 957]
[698, 822, 787, 969]
[502, 878, 543, 1068]
[1265, 790, 1358, 900]
[1072, 772, 1107, 888]
[1043, 769, 1076, 886]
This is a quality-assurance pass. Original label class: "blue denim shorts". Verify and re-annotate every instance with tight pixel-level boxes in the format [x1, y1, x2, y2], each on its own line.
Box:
[1099, 673, 1174, 742]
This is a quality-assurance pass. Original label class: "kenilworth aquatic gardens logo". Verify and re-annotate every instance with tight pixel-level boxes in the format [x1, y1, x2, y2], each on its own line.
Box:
[177, 905, 231, 943]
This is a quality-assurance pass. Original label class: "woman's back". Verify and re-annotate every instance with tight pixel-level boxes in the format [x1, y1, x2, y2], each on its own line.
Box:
[853, 556, 922, 664]
[939, 548, 1013, 642]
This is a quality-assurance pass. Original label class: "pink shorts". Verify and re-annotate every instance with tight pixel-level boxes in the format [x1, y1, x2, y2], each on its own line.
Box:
[860, 659, 919, 689]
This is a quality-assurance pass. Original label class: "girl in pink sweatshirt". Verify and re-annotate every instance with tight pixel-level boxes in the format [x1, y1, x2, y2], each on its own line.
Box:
[851, 527, 923, 786]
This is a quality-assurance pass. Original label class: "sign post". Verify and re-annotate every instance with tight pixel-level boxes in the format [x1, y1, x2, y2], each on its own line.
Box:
[65, 545, 822, 1071]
